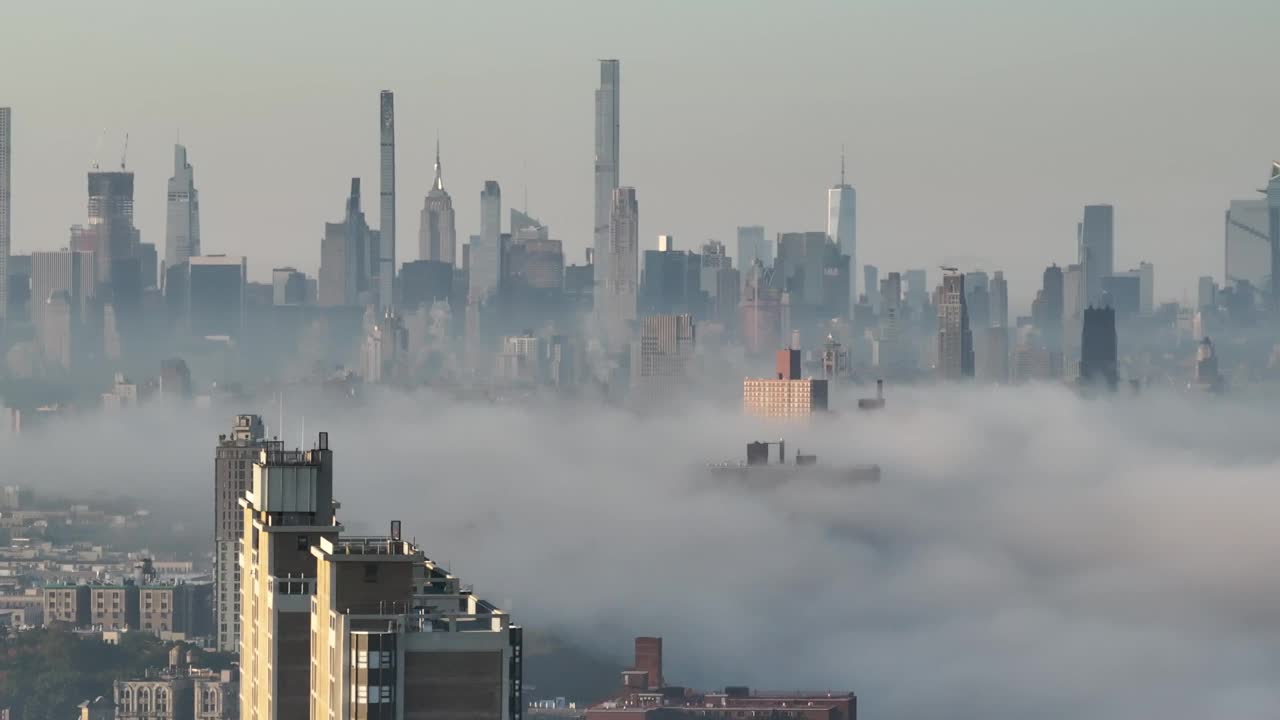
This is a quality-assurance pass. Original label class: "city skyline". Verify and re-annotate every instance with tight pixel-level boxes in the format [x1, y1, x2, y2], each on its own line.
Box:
[1, 3, 1277, 306]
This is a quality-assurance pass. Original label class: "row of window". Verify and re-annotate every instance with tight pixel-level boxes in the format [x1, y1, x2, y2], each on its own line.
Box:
[355, 650, 394, 669]
[355, 685, 395, 704]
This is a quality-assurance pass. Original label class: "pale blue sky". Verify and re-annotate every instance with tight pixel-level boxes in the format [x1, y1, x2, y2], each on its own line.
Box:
[3, 0, 1277, 307]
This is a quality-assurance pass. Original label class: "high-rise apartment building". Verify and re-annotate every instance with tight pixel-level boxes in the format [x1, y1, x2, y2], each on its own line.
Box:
[1078, 204, 1114, 306]
[419, 141, 457, 265]
[633, 314, 695, 390]
[240, 434, 340, 720]
[470, 181, 502, 303]
[601, 187, 639, 349]
[165, 144, 201, 269]
[379, 90, 396, 312]
[214, 414, 267, 653]
[0, 107, 10, 330]
[826, 156, 856, 312]
[1080, 306, 1118, 389]
[936, 271, 973, 379]
[594, 60, 621, 293]
[320, 179, 373, 307]
[309, 532, 523, 720]
[239, 432, 523, 720]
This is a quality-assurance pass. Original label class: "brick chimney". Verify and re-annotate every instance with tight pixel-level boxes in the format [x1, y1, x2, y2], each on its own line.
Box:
[634, 636, 663, 690]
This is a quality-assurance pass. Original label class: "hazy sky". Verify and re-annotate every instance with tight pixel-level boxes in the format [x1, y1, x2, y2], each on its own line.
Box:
[3, 0, 1278, 309]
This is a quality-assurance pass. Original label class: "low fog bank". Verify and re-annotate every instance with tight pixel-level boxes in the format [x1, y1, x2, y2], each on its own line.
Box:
[6, 385, 1280, 718]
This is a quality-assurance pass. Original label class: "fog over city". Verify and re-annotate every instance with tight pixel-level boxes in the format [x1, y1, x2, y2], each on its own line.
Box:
[6, 386, 1279, 719]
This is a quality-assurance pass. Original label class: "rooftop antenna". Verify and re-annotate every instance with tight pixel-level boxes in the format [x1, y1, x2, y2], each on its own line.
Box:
[119, 132, 129, 170]
[840, 144, 846, 186]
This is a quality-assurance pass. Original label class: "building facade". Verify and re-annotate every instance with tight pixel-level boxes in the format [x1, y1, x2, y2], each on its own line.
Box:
[419, 141, 457, 266]
[600, 187, 639, 349]
[594, 59, 621, 292]
[165, 144, 201, 270]
[379, 90, 397, 312]
[0, 107, 9, 330]
[827, 159, 856, 312]
[1078, 204, 1114, 306]
[214, 414, 268, 653]
[633, 314, 695, 391]
[470, 181, 502, 304]
[936, 271, 973, 379]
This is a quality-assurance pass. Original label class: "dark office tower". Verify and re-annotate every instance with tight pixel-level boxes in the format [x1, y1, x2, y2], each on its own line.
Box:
[399, 259, 453, 310]
[378, 90, 396, 312]
[990, 271, 1008, 328]
[164, 144, 200, 268]
[1080, 306, 1118, 390]
[937, 271, 973, 379]
[1267, 162, 1280, 311]
[863, 265, 879, 311]
[1078, 204, 1114, 306]
[775, 232, 827, 307]
[419, 140, 457, 265]
[73, 170, 140, 286]
[187, 255, 247, 340]
[138, 242, 157, 290]
[0, 107, 9, 330]
[1038, 264, 1064, 349]
[319, 179, 372, 307]
[966, 284, 990, 330]
[594, 59, 620, 293]
[214, 415, 268, 653]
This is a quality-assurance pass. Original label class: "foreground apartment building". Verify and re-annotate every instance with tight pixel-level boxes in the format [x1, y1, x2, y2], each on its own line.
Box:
[239, 431, 522, 720]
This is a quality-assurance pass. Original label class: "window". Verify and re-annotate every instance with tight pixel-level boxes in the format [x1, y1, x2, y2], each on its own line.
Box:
[363, 564, 378, 583]
[297, 535, 309, 550]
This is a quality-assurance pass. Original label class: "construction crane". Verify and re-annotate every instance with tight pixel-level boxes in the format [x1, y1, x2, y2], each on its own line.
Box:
[940, 265, 959, 274]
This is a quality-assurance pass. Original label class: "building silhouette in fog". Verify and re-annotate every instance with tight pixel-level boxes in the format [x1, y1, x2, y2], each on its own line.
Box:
[936, 270, 973, 379]
[1079, 306, 1118, 389]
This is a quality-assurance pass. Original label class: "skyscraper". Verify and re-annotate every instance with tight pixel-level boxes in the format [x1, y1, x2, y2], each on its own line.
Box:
[417, 139, 458, 265]
[594, 59, 621, 292]
[164, 144, 200, 269]
[31, 250, 91, 367]
[240, 434, 339, 720]
[419, 140, 457, 265]
[601, 187, 639, 348]
[1078, 204, 1114, 305]
[826, 152, 856, 312]
[1225, 197, 1269, 292]
[379, 90, 396, 312]
[1062, 263, 1085, 355]
[863, 265, 879, 312]
[936, 271, 974, 379]
[0, 107, 10, 330]
[1267, 162, 1280, 310]
[187, 255, 247, 340]
[735, 226, 769, 279]
[1080, 306, 1118, 390]
[213, 415, 267, 653]
[990, 271, 1008, 328]
[1037, 264, 1064, 351]
[319, 179, 372, 307]
[470, 181, 502, 303]
[633, 314, 696, 391]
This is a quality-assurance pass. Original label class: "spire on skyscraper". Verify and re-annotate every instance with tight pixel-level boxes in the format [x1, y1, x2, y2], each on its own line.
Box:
[840, 144, 846, 186]
[433, 136, 444, 192]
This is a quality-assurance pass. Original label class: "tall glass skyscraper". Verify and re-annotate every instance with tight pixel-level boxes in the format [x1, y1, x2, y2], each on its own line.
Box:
[379, 90, 397, 312]
[1267, 162, 1280, 310]
[602, 186, 638, 349]
[937, 271, 973, 379]
[594, 60, 620, 290]
[1224, 198, 1268, 291]
[1078, 204, 1114, 306]
[826, 153, 856, 313]
[470, 180, 502, 303]
[164, 144, 200, 269]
